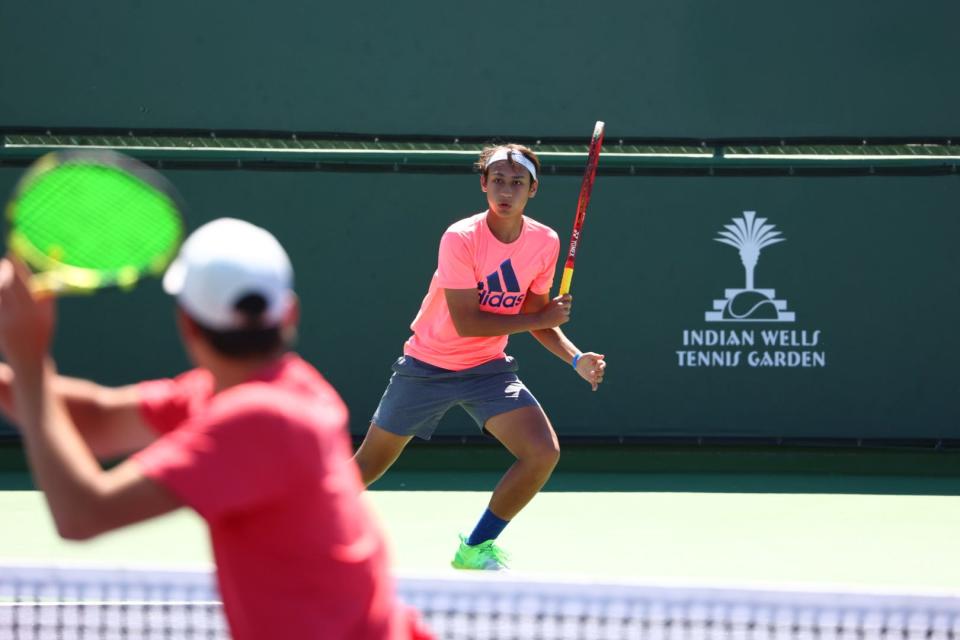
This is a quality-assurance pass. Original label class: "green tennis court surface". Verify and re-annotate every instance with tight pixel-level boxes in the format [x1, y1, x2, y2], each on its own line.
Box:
[2, 482, 959, 591]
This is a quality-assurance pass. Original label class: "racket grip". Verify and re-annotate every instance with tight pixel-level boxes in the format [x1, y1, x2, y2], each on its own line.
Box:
[28, 272, 93, 298]
[558, 267, 574, 296]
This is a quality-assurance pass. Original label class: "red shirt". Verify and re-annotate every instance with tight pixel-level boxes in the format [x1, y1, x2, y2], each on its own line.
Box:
[133, 353, 426, 640]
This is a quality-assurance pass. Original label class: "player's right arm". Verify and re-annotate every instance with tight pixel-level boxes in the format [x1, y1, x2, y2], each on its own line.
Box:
[444, 288, 571, 337]
[0, 362, 155, 460]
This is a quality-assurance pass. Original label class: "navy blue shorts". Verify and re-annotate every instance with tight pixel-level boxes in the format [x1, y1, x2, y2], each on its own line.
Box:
[371, 355, 542, 440]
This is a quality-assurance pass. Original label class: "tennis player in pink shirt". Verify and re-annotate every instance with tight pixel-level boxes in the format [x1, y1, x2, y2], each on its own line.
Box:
[0, 219, 432, 640]
[354, 144, 607, 570]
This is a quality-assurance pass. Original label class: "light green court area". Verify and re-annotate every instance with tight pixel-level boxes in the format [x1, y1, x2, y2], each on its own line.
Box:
[2, 488, 959, 592]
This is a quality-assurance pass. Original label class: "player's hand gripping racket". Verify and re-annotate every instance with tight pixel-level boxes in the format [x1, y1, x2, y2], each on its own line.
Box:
[5, 150, 184, 296]
[558, 120, 604, 296]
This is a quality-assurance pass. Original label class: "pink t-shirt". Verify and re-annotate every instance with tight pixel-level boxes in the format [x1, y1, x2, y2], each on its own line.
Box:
[133, 354, 424, 640]
[404, 211, 560, 370]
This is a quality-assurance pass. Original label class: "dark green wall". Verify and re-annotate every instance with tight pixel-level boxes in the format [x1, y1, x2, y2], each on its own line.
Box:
[2, 0, 958, 440]
[1, 168, 957, 439]
[1, 1, 958, 137]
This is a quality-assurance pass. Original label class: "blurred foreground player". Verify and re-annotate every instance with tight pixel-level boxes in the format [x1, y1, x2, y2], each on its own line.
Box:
[0, 218, 432, 640]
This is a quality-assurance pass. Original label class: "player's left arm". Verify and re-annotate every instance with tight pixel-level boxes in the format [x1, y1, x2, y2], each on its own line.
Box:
[24, 395, 182, 541]
[521, 291, 606, 391]
[0, 258, 182, 540]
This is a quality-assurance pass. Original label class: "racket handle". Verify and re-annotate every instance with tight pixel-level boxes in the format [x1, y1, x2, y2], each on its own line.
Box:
[558, 267, 574, 296]
[28, 272, 94, 298]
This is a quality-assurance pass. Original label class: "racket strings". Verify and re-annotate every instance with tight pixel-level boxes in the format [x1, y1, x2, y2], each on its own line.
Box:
[14, 164, 180, 273]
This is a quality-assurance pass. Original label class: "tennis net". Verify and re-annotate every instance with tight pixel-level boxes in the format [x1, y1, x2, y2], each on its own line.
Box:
[1, 562, 958, 639]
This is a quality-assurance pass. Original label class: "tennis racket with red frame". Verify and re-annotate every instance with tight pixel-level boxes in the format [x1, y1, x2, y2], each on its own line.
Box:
[558, 120, 604, 296]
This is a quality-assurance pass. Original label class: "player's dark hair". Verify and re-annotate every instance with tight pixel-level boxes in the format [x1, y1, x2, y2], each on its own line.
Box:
[191, 293, 285, 358]
[475, 143, 541, 183]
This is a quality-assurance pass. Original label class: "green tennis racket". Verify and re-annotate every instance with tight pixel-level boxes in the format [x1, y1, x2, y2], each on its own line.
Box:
[6, 150, 184, 295]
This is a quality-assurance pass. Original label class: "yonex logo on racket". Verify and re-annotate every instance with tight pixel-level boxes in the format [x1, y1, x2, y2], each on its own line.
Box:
[704, 211, 795, 323]
[477, 259, 525, 308]
[567, 229, 580, 258]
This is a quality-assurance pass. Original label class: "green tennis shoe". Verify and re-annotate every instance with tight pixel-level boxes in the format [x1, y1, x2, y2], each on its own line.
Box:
[451, 534, 510, 571]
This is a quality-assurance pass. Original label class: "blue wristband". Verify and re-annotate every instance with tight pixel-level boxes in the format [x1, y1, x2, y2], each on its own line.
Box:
[571, 353, 582, 369]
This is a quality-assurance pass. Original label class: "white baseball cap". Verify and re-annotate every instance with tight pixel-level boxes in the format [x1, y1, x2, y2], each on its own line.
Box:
[162, 218, 294, 330]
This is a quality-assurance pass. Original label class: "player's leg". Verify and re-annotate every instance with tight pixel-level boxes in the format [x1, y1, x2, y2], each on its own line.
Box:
[353, 423, 413, 486]
[357, 356, 454, 487]
[482, 405, 560, 520]
[453, 402, 559, 570]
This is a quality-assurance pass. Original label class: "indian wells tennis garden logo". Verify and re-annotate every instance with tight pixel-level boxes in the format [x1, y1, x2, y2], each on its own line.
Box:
[705, 211, 794, 322]
[677, 210, 826, 368]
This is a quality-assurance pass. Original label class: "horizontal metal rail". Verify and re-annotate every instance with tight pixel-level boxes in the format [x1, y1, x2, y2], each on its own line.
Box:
[2, 129, 959, 176]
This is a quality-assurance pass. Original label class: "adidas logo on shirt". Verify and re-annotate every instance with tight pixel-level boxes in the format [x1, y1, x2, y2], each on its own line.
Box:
[477, 259, 526, 308]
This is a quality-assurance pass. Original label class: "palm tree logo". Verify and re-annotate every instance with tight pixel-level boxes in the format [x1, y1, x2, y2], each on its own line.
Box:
[705, 210, 795, 322]
[714, 210, 784, 290]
